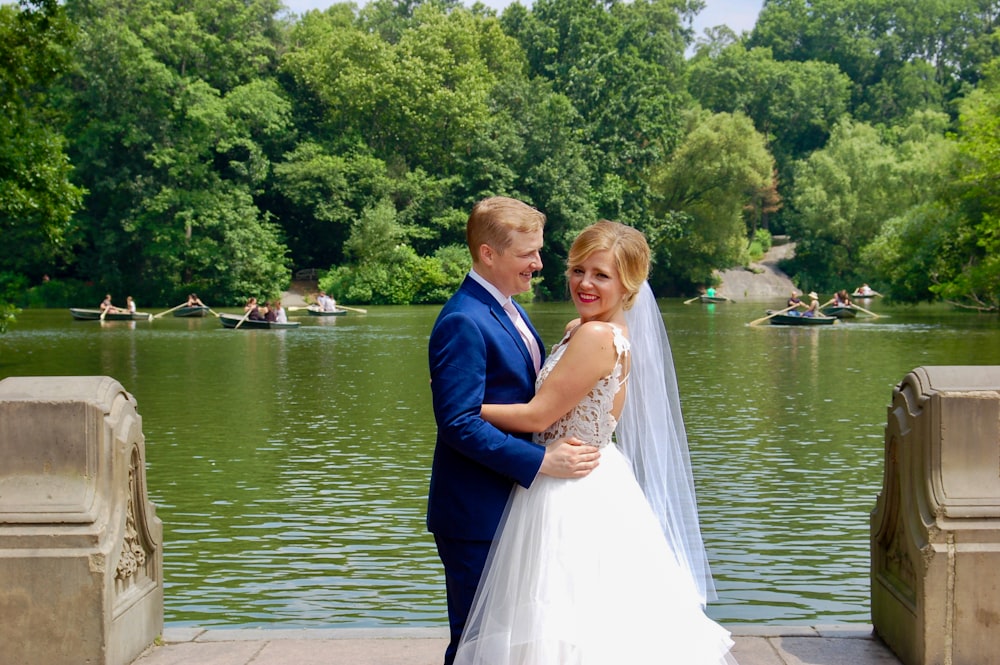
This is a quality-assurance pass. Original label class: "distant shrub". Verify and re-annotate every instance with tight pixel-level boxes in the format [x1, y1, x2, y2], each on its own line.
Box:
[748, 229, 773, 263]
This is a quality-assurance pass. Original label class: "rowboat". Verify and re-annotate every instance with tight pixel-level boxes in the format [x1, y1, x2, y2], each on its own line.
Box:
[69, 308, 152, 321]
[219, 313, 300, 329]
[768, 312, 837, 326]
[699, 295, 730, 304]
[306, 305, 347, 316]
[173, 305, 211, 317]
[820, 305, 857, 319]
[851, 290, 881, 299]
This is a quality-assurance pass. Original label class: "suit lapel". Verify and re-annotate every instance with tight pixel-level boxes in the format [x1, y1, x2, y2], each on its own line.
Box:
[461, 277, 536, 372]
[493, 302, 534, 371]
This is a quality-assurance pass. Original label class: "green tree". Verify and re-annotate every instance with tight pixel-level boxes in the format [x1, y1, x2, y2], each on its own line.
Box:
[61, 0, 292, 303]
[788, 113, 956, 293]
[503, 0, 692, 224]
[647, 110, 775, 292]
[278, 1, 600, 301]
[273, 143, 391, 269]
[687, 42, 851, 197]
[749, 0, 1000, 127]
[861, 200, 960, 303]
[279, 4, 528, 255]
[888, 58, 1000, 310]
[0, 0, 84, 281]
[486, 77, 596, 297]
[323, 197, 447, 304]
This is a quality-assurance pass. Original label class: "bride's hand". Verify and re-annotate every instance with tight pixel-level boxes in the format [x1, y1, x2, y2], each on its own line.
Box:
[539, 437, 600, 479]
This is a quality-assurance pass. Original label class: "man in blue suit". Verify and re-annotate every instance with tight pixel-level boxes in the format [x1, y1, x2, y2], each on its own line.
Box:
[428, 196, 601, 664]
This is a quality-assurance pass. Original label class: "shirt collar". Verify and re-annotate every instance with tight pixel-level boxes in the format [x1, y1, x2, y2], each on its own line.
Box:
[468, 269, 510, 308]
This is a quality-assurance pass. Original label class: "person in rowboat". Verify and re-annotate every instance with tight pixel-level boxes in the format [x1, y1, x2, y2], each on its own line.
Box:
[802, 291, 820, 317]
[100, 294, 121, 314]
[273, 300, 287, 323]
[856, 283, 875, 296]
[317, 291, 338, 312]
[785, 290, 803, 316]
[244, 297, 264, 321]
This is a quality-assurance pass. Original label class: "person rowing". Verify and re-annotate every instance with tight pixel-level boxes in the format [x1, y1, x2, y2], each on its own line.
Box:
[100, 294, 122, 314]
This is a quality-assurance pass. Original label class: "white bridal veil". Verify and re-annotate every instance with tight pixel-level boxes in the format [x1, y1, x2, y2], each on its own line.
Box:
[618, 282, 717, 606]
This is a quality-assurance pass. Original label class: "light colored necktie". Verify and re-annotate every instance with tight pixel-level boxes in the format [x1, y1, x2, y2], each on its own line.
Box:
[503, 300, 541, 372]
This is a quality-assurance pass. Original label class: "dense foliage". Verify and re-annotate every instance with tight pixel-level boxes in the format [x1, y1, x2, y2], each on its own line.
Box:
[0, 0, 83, 308]
[0, 0, 998, 314]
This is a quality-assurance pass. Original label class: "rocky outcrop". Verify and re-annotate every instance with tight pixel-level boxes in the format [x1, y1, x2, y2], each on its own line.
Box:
[714, 239, 796, 301]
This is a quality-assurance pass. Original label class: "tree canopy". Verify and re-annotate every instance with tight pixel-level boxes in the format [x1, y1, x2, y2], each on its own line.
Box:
[0, 0, 997, 311]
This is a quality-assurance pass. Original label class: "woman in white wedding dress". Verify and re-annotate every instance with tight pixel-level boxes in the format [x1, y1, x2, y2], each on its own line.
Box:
[454, 221, 738, 665]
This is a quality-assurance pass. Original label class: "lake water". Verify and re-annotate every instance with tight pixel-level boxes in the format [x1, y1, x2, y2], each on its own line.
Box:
[1, 300, 997, 628]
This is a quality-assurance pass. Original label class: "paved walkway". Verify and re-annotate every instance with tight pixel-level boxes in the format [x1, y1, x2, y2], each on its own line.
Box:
[131, 624, 904, 665]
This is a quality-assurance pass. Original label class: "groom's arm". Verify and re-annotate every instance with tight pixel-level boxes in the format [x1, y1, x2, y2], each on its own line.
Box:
[430, 310, 545, 488]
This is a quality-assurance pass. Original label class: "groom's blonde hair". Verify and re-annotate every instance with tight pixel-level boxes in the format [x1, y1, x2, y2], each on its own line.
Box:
[467, 197, 546, 262]
[566, 220, 650, 309]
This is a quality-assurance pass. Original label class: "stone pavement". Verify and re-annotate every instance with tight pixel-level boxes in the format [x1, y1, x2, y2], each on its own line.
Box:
[131, 624, 904, 665]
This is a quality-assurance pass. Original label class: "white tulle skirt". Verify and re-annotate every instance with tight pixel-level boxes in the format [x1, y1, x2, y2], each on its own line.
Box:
[454, 444, 737, 665]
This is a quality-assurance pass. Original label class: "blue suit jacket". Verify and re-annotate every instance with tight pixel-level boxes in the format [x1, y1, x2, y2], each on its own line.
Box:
[427, 276, 546, 540]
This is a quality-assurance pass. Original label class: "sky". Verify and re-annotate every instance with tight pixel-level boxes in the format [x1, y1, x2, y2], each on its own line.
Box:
[281, 0, 765, 38]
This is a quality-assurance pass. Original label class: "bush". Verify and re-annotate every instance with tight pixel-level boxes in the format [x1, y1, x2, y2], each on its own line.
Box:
[21, 278, 103, 308]
[747, 229, 773, 263]
[0, 272, 28, 304]
[0, 302, 19, 333]
[754, 228, 773, 252]
[321, 243, 472, 305]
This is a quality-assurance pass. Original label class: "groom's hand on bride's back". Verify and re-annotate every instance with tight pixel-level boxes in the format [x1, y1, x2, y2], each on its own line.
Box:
[539, 438, 600, 479]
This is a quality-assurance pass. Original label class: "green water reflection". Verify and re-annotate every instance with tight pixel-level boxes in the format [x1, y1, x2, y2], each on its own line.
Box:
[1, 302, 997, 627]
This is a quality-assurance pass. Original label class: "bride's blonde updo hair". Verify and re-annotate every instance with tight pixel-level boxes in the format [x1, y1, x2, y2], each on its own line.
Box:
[566, 220, 650, 310]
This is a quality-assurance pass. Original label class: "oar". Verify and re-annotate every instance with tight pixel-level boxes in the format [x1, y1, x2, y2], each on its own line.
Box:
[850, 302, 881, 318]
[749, 304, 798, 326]
[815, 298, 838, 318]
[683, 295, 701, 305]
[233, 308, 253, 329]
[287, 304, 368, 314]
[153, 302, 188, 319]
[206, 308, 220, 318]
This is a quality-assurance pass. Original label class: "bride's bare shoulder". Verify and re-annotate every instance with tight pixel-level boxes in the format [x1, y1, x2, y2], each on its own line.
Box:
[568, 320, 622, 349]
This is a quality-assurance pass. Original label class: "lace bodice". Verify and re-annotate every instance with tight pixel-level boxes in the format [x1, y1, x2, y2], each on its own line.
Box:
[533, 324, 629, 450]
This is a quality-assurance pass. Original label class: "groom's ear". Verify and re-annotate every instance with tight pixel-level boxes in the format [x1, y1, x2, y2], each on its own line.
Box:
[478, 243, 495, 266]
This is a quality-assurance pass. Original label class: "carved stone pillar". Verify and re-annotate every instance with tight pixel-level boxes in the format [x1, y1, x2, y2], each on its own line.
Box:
[871, 366, 1000, 665]
[0, 376, 163, 665]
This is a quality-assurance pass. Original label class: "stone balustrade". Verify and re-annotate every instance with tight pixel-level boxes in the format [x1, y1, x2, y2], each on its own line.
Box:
[872, 366, 1000, 665]
[0, 376, 162, 665]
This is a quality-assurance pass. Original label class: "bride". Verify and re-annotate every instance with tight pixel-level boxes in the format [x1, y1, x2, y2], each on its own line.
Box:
[454, 221, 738, 665]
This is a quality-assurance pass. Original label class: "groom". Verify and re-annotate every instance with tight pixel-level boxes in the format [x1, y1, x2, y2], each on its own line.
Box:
[427, 196, 601, 665]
